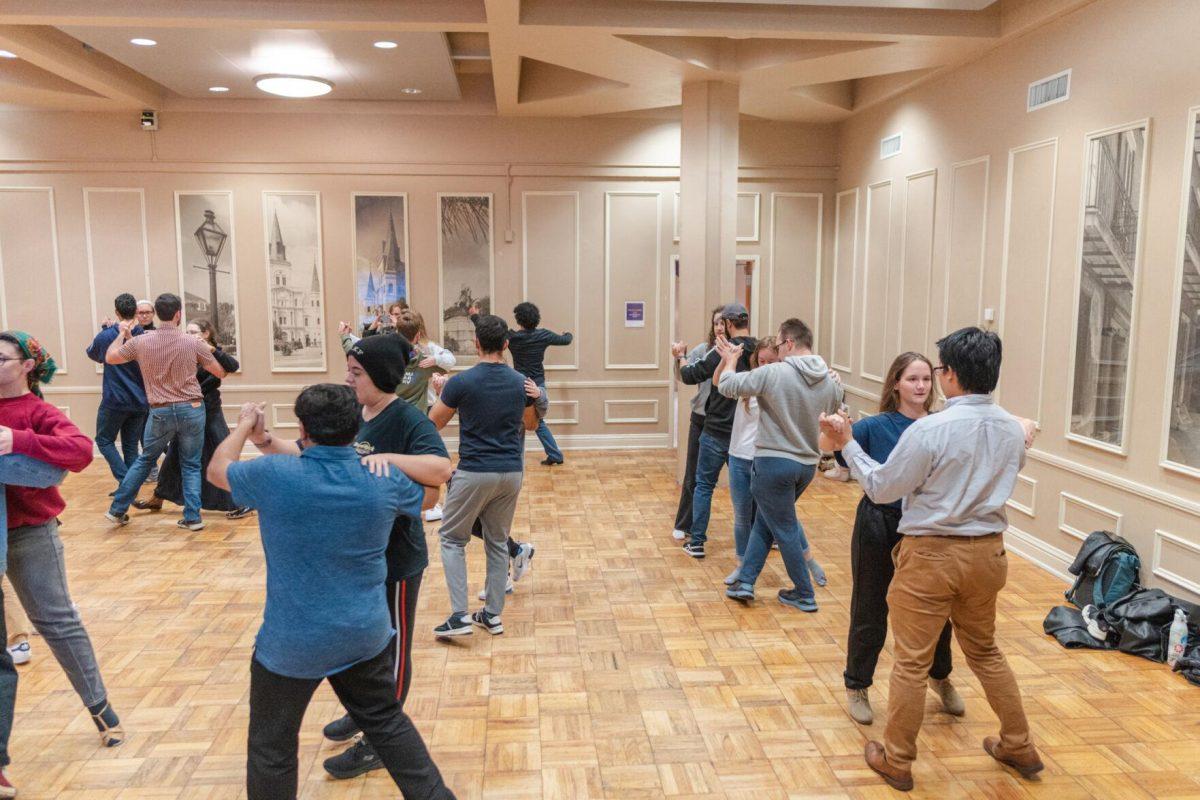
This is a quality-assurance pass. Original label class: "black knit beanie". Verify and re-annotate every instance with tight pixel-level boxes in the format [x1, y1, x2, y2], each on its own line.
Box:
[347, 333, 414, 394]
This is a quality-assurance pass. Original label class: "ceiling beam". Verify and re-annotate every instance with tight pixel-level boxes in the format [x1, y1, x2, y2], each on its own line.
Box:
[0, 0, 488, 31]
[520, 0, 1002, 40]
[483, 0, 520, 115]
[0, 25, 164, 108]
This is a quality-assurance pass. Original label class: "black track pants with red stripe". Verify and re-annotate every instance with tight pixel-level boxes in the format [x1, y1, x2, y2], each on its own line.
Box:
[387, 572, 423, 708]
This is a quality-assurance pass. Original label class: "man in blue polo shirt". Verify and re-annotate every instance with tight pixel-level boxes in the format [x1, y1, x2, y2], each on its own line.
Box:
[207, 384, 454, 800]
[85, 293, 148, 488]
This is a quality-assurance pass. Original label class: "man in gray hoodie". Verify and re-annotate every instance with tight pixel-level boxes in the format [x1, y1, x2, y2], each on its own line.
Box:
[714, 317, 843, 611]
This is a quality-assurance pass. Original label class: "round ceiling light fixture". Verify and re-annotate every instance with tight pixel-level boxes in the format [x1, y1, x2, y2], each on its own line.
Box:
[400, 87, 422, 95]
[373, 40, 398, 49]
[130, 38, 157, 46]
[253, 74, 334, 98]
[208, 86, 230, 93]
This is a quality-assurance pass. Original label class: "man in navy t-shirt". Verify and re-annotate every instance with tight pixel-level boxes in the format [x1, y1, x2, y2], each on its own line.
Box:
[428, 314, 537, 638]
[208, 384, 454, 800]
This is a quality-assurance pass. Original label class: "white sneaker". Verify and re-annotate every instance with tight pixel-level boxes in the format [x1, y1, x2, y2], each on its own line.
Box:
[7, 640, 30, 666]
[423, 504, 443, 522]
[511, 542, 535, 582]
[478, 578, 516, 600]
[822, 465, 850, 482]
[672, 529, 687, 540]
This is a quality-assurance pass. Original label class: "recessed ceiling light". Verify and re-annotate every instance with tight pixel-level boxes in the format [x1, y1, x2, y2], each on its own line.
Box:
[373, 40, 398, 49]
[130, 38, 157, 47]
[208, 86, 229, 93]
[400, 87, 422, 95]
[254, 74, 334, 98]
[0, 50, 16, 59]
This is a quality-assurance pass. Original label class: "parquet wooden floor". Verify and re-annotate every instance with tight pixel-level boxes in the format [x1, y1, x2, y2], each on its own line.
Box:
[10, 450, 1200, 799]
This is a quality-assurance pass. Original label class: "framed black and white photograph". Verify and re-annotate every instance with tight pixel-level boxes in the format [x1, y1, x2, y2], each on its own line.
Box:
[1066, 121, 1149, 453]
[262, 191, 326, 372]
[174, 191, 240, 359]
[437, 192, 493, 359]
[1164, 107, 1200, 475]
[352, 193, 410, 333]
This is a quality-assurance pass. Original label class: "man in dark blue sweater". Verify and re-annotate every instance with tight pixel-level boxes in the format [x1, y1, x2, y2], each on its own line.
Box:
[86, 293, 148, 487]
[506, 302, 572, 466]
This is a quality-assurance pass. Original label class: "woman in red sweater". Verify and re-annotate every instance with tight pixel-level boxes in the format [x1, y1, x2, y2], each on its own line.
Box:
[0, 332, 124, 773]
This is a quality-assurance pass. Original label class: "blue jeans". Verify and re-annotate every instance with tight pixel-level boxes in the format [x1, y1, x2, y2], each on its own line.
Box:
[0, 454, 66, 572]
[533, 384, 563, 462]
[688, 432, 729, 545]
[94, 405, 147, 482]
[109, 402, 206, 521]
[728, 456, 755, 559]
[737, 457, 817, 600]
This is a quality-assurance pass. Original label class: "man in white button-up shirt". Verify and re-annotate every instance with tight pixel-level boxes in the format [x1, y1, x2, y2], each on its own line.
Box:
[822, 327, 1043, 792]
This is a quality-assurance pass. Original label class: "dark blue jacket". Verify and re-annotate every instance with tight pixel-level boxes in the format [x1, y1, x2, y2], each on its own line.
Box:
[86, 325, 148, 411]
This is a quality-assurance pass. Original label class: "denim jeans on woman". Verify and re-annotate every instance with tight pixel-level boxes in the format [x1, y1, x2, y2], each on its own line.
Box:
[109, 401, 206, 522]
[0, 453, 67, 768]
[736, 457, 817, 600]
[727, 456, 755, 559]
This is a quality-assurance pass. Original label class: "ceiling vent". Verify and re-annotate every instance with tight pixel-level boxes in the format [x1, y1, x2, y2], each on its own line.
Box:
[1027, 69, 1071, 112]
[880, 133, 902, 160]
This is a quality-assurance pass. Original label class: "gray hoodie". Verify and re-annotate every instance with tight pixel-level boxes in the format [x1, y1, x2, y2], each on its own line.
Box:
[717, 354, 844, 464]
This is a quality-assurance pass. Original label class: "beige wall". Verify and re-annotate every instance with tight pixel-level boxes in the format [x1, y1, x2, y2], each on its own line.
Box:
[833, 0, 1200, 600]
[0, 109, 836, 450]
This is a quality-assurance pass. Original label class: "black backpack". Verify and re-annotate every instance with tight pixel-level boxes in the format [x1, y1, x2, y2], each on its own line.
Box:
[1065, 531, 1140, 610]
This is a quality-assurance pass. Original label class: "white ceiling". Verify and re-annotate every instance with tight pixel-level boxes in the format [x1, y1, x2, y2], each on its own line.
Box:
[657, 0, 997, 7]
[57, 27, 461, 101]
[0, 0, 1090, 120]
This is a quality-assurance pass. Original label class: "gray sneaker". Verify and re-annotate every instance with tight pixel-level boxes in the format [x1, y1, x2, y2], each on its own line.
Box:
[847, 688, 873, 725]
[929, 678, 965, 716]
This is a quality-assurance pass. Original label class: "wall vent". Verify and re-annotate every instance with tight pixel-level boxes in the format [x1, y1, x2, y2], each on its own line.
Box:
[1027, 69, 1071, 111]
[880, 133, 902, 160]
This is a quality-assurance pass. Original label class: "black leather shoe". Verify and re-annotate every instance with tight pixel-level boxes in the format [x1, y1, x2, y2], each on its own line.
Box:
[323, 714, 360, 742]
[540, 457, 564, 466]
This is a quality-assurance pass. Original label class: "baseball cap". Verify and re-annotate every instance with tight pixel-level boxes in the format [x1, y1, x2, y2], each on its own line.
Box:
[719, 302, 749, 321]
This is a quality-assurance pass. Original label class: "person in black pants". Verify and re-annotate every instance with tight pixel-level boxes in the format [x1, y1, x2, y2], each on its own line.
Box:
[825, 352, 960, 726]
[671, 307, 724, 540]
[209, 384, 454, 800]
[134, 320, 250, 518]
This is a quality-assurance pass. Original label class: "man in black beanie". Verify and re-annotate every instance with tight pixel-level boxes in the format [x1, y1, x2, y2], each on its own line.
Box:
[247, 333, 454, 781]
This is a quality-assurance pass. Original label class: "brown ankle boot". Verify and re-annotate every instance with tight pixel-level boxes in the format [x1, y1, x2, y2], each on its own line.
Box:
[864, 740, 913, 792]
[983, 736, 1044, 779]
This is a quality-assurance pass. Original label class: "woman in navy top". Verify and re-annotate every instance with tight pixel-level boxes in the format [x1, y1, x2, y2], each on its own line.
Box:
[827, 352, 961, 727]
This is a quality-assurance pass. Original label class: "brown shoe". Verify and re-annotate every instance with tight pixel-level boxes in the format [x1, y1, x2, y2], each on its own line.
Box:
[983, 736, 1044, 779]
[132, 498, 162, 512]
[864, 740, 913, 792]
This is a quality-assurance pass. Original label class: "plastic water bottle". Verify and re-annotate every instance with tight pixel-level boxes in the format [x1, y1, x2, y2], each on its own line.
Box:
[1167, 608, 1189, 668]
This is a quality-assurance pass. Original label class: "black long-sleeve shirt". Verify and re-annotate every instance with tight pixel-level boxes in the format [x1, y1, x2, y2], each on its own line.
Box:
[198, 348, 239, 412]
[678, 335, 756, 443]
[507, 327, 572, 385]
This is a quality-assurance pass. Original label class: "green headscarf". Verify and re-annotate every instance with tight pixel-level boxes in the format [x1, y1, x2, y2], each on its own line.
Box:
[1, 330, 58, 398]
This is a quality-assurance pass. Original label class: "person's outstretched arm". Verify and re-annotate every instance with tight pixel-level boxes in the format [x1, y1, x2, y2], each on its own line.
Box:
[0, 453, 66, 489]
[544, 329, 573, 347]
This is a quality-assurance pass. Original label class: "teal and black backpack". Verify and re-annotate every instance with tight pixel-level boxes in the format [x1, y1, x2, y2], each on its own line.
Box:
[1065, 531, 1140, 610]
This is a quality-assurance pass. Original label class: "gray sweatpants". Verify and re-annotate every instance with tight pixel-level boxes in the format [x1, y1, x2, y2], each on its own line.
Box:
[439, 470, 524, 617]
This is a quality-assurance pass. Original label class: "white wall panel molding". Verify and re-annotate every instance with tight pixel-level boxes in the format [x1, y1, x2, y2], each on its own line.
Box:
[603, 399, 660, 424]
[830, 187, 859, 373]
[522, 190, 580, 371]
[1152, 529, 1200, 598]
[604, 191, 662, 370]
[1058, 491, 1123, 542]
